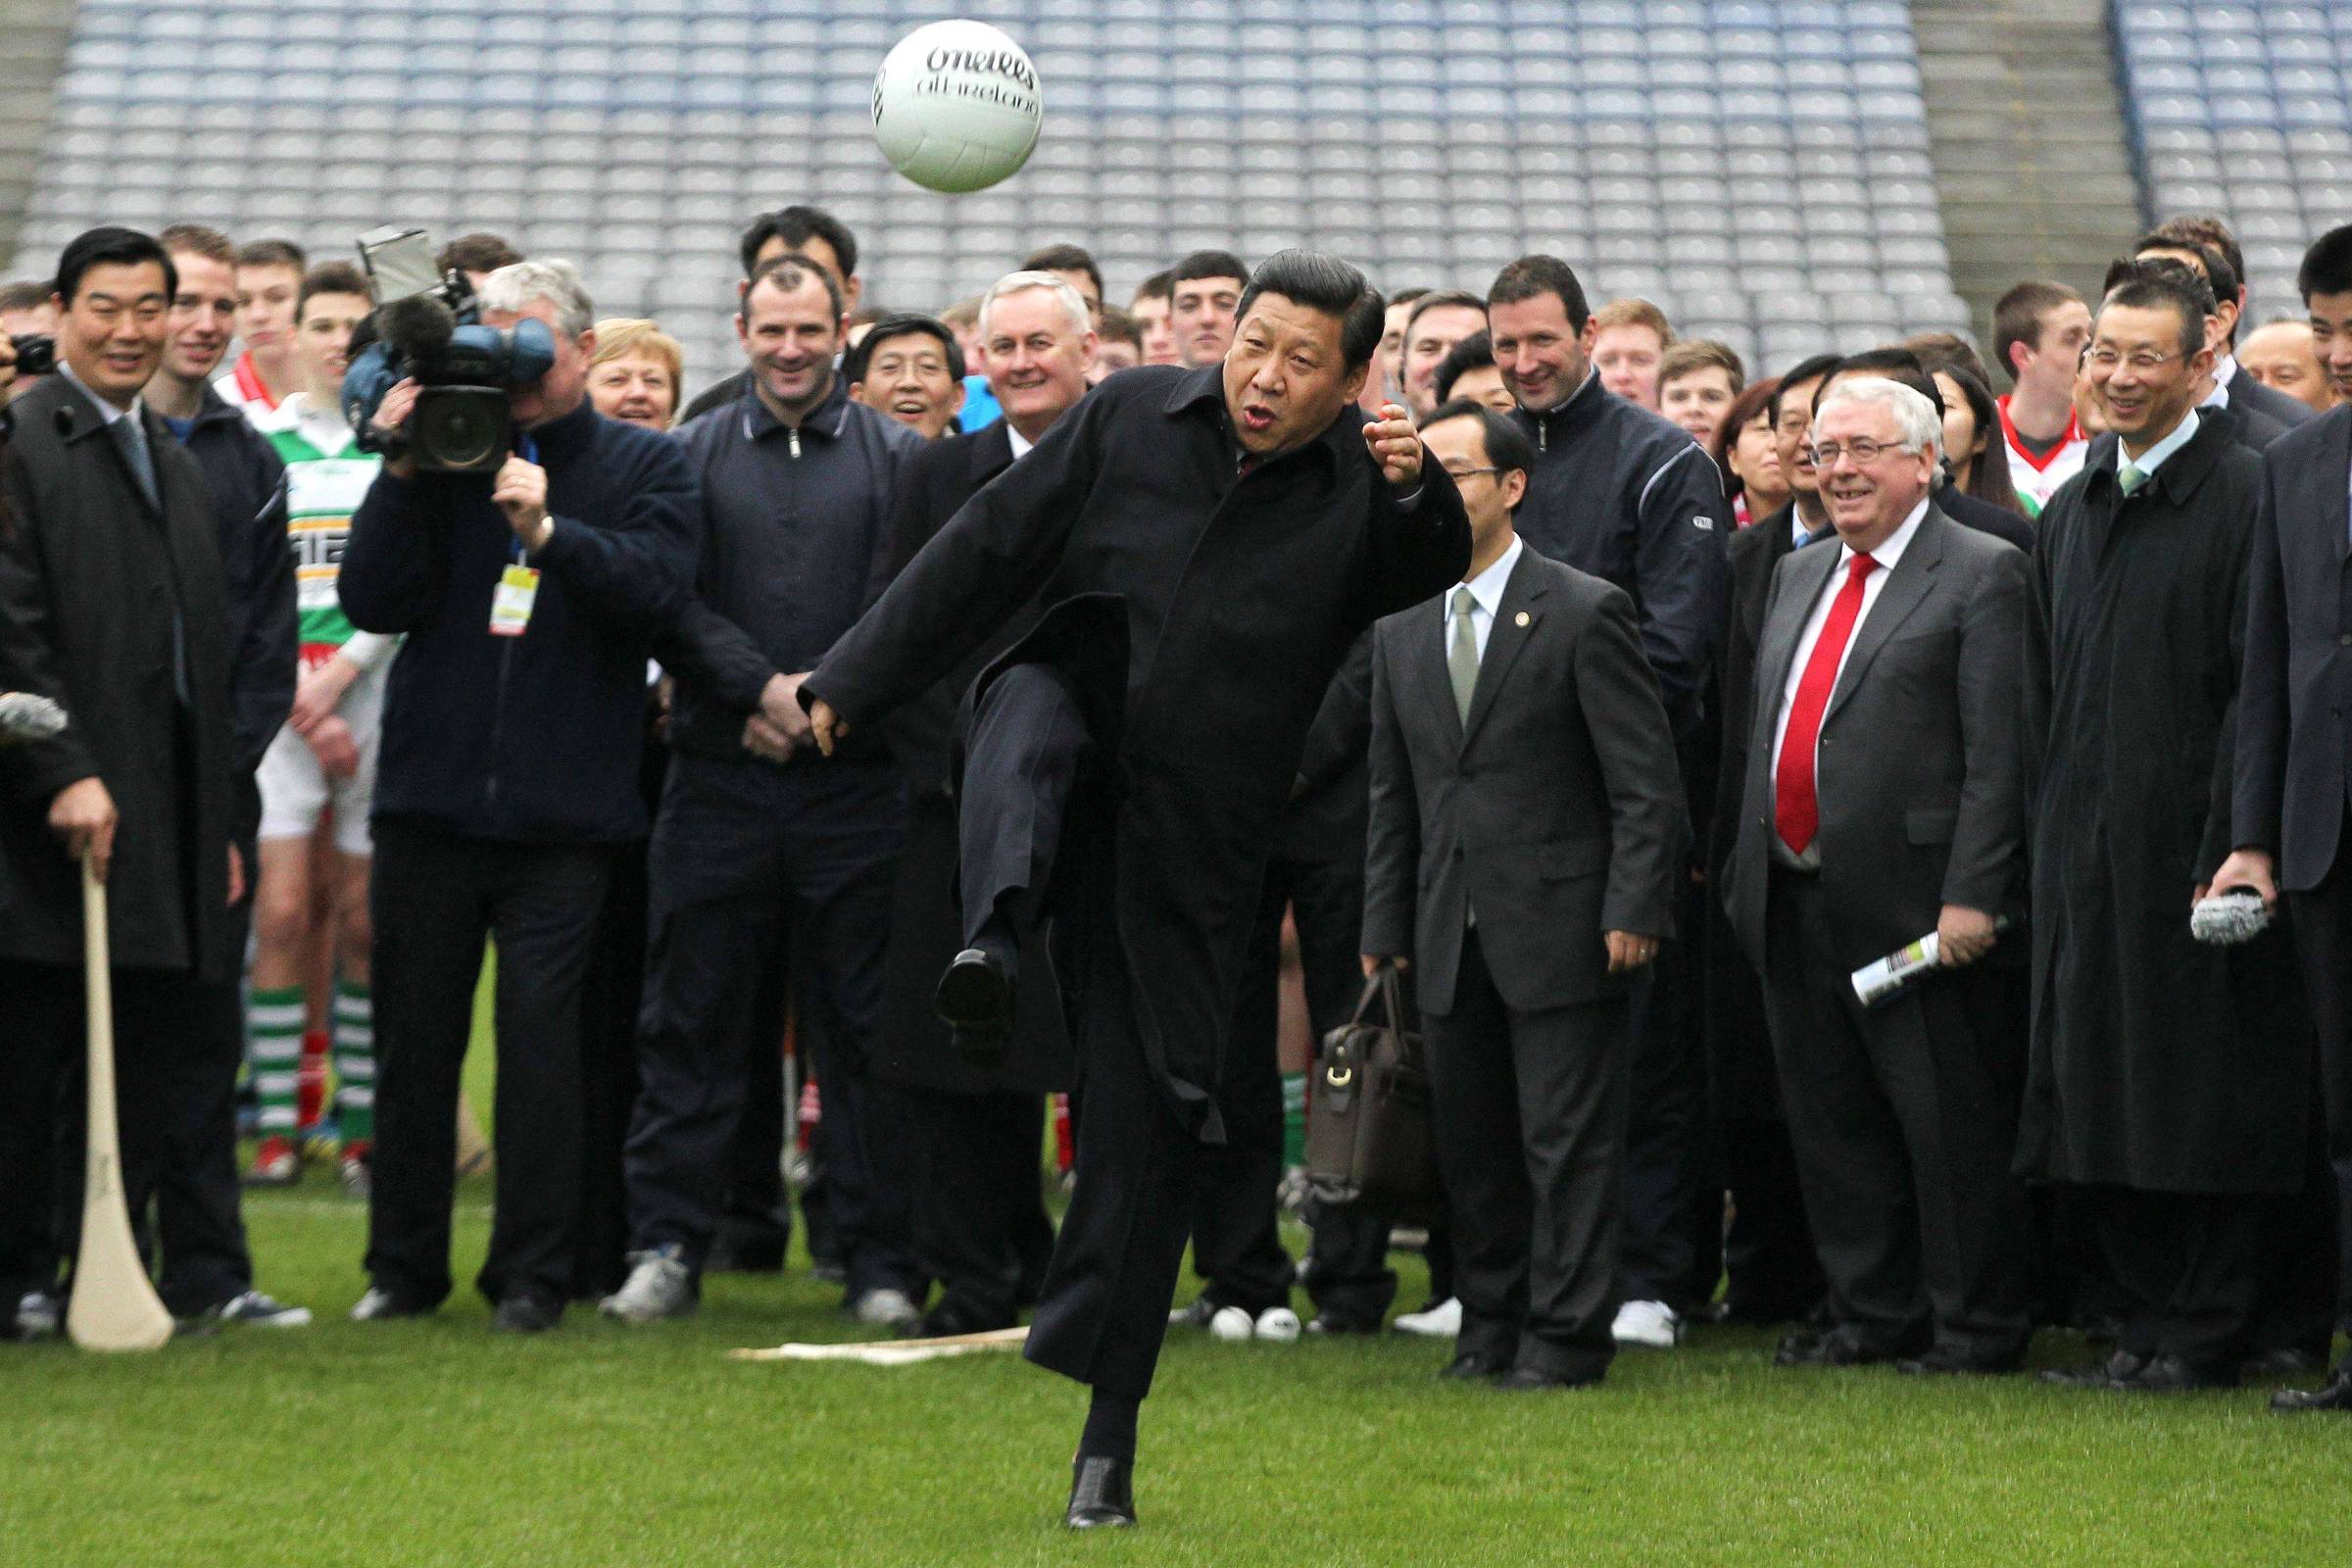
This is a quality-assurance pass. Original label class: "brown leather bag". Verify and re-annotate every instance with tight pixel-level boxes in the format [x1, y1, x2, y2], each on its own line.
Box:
[1304, 963, 1441, 1220]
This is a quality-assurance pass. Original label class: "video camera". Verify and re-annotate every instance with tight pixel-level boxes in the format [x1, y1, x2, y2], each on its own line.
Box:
[8, 334, 55, 376]
[341, 226, 554, 473]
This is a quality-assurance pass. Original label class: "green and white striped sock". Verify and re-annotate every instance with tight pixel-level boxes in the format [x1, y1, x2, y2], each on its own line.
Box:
[246, 986, 305, 1138]
[332, 981, 375, 1146]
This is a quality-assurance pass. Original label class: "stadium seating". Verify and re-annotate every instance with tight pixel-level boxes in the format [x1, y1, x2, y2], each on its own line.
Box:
[10, 0, 1974, 395]
[2113, 0, 2352, 319]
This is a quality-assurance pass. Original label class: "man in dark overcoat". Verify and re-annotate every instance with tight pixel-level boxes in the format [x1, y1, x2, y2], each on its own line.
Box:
[0, 228, 242, 1330]
[803, 251, 1469, 1528]
[2020, 264, 2313, 1393]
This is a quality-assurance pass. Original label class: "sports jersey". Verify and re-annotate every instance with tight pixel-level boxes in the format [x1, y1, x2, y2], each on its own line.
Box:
[255, 393, 388, 665]
[216, 350, 286, 416]
[1996, 394, 2088, 518]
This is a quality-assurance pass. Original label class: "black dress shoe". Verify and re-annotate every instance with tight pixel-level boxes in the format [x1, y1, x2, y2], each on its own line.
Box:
[1440, 1352, 1509, 1381]
[936, 949, 1014, 1031]
[1777, 1324, 1909, 1368]
[2270, 1367, 2352, 1413]
[704, 1238, 786, 1275]
[1305, 1314, 1381, 1337]
[2119, 1352, 2238, 1394]
[1895, 1344, 2024, 1377]
[2038, 1348, 2147, 1389]
[899, 1301, 1014, 1341]
[1494, 1364, 1603, 1392]
[1064, 1456, 1136, 1530]
[491, 1295, 562, 1335]
[2243, 1347, 2325, 1379]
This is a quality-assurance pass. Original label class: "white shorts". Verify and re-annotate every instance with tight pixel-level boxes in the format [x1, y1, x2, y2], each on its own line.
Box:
[257, 663, 383, 857]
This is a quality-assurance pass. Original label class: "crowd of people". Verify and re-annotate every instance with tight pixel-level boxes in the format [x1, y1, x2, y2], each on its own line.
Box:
[3, 193, 2352, 1528]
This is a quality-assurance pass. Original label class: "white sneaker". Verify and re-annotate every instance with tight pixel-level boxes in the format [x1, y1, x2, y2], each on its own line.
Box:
[1393, 1297, 1462, 1338]
[1611, 1298, 1682, 1348]
[218, 1291, 313, 1328]
[600, 1249, 697, 1325]
[1253, 1306, 1301, 1343]
[849, 1287, 920, 1328]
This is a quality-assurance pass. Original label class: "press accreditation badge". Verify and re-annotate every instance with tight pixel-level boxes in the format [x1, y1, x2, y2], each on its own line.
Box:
[489, 564, 541, 637]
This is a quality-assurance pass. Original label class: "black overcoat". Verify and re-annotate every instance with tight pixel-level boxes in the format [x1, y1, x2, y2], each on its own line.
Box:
[0, 376, 236, 977]
[2015, 415, 2311, 1194]
[807, 364, 1470, 1142]
[872, 419, 1072, 1097]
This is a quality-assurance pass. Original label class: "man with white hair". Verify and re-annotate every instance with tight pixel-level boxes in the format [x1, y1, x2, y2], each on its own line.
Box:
[871, 270, 1095, 1340]
[1723, 376, 2037, 1376]
[338, 258, 702, 1334]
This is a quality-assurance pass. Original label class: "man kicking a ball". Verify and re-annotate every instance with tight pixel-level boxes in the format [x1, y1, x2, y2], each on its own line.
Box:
[802, 251, 1469, 1528]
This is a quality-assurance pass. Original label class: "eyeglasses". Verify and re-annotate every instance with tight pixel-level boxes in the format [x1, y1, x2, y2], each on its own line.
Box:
[1441, 465, 1503, 481]
[1805, 437, 1908, 466]
[2082, 346, 2185, 372]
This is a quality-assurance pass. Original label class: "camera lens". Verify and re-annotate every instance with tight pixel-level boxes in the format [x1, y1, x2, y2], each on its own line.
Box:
[413, 387, 511, 473]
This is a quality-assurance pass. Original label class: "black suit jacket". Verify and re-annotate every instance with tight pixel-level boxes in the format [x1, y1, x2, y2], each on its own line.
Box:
[1364, 547, 1684, 1016]
[1725, 505, 2033, 973]
[2227, 363, 2316, 450]
[2234, 402, 2352, 892]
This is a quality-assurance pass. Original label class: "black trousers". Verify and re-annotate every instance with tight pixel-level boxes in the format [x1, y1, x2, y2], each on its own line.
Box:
[1714, 1114, 1825, 1323]
[1619, 921, 1705, 1309]
[1, 957, 220, 1308]
[901, 1083, 1054, 1326]
[2289, 859, 2352, 1349]
[956, 663, 1206, 1399]
[2081, 1185, 2264, 1363]
[572, 837, 648, 1300]
[626, 765, 912, 1298]
[1182, 869, 1316, 1314]
[1763, 870, 2031, 1358]
[1424, 927, 1628, 1378]
[149, 939, 254, 1315]
[364, 819, 614, 1310]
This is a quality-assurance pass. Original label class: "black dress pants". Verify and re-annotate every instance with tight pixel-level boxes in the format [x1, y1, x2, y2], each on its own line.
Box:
[1619, 922, 1704, 1310]
[2082, 1185, 2264, 1364]
[900, 1083, 1053, 1327]
[2289, 860, 2352, 1347]
[626, 762, 912, 1298]
[364, 819, 614, 1310]
[1425, 927, 1629, 1380]
[572, 837, 648, 1300]
[1, 958, 215, 1308]
[1763, 870, 2031, 1360]
[149, 956, 254, 1314]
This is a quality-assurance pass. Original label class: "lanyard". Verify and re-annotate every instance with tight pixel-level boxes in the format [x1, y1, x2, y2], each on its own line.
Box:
[510, 432, 539, 564]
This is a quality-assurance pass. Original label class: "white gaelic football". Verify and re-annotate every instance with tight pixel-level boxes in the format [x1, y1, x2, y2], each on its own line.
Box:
[871, 20, 1044, 194]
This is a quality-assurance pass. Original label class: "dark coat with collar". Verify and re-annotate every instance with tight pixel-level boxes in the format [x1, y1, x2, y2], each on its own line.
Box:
[869, 417, 1073, 1097]
[0, 375, 238, 976]
[1363, 545, 1683, 1016]
[806, 363, 1469, 1140]
[2220, 364, 2315, 453]
[172, 383, 297, 842]
[2017, 414, 2310, 1193]
[1724, 504, 2033, 978]
[2235, 402, 2352, 895]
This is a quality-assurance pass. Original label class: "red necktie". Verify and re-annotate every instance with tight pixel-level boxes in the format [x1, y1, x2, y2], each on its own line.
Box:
[1775, 552, 1879, 855]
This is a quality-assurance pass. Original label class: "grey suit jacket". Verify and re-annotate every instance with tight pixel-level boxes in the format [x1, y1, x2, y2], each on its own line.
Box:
[1723, 505, 2033, 973]
[1363, 546, 1684, 1016]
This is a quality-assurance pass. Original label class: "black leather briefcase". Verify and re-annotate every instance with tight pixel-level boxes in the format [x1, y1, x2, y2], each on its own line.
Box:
[1304, 964, 1441, 1220]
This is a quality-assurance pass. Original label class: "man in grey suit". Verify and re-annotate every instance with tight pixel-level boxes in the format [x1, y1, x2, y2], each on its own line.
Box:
[1362, 400, 1683, 1390]
[1724, 377, 2035, 1375]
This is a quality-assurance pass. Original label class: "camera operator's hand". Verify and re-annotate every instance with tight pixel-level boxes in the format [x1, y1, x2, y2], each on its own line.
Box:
[371, 378, 420, 476]
[494, 454, 554, 553]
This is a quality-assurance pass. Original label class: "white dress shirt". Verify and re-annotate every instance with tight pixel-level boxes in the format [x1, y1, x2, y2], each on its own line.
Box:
[1768, 497, 1929, 787]
[1005, 422, 1034, 461]
[2119, 407, 2200, 482]
[2203, 354, 2240, 410]
[1440, 533, 1524, 663]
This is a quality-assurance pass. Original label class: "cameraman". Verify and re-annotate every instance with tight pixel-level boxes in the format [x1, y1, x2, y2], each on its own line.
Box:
[338, 259, 700, 1335]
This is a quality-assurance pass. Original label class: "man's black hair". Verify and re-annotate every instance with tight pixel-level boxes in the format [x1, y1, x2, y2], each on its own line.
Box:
[1172, 249, 1249, 289]
[1131, 268, 1174, 305]
[436, 232, 520, 275]
[1486, 255, 1591, 334]
[56, 225, 176, 307]
[844, 312, 964, 385]
[2132, 230, 2239, 326]
[1423, 397, 1538, 507]
[2100, 259, 2218, 359]
[1769, 352, 1845, 422]
[1818, 346, 1944, 416]
[738, 204, 859, 282]
[1433, 330, 1495, 405]
[1022, 242, 1103, 301]
[2298, 223, 2352, 303]
[1234, 249, 1385, 370]
[743, 255, 844, 321]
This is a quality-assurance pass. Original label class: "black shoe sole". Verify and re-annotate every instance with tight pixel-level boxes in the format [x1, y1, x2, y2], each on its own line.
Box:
[935, 951, 1013, 1030]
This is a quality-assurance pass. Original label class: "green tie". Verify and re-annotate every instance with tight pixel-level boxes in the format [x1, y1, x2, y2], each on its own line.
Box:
[1448, 585, 1480, 723]
[2118, 462, 2146, 497]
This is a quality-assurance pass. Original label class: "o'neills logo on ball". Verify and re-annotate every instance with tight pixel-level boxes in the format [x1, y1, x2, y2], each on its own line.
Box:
[925, 46, 1040, 93]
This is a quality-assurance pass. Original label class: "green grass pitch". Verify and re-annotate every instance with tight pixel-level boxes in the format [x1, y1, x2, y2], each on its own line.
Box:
[2, 1179, 2343, 1567]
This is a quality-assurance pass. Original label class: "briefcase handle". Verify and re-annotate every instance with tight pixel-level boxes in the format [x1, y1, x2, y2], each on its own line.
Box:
[1340, 961, 1421, 1069]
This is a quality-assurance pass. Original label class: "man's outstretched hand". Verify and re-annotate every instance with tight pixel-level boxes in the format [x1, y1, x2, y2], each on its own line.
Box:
[809, 697, 848, 758]
[1362, 403, 1423, 490]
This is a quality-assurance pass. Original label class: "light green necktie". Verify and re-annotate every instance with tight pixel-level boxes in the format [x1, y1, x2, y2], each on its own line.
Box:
[1448, 585, 1480, 723]
[2118, 462, 2147, 497]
